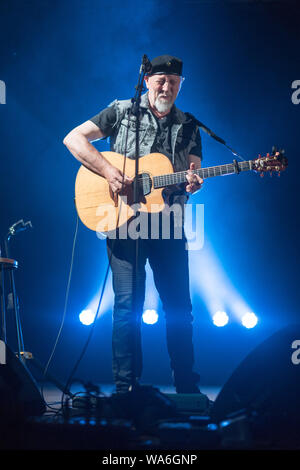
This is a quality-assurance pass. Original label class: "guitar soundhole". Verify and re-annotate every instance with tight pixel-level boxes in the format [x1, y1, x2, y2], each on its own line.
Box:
[110, 173, 152, 206]
[125, 173, 152, 205]
[138, 173, 152, 197]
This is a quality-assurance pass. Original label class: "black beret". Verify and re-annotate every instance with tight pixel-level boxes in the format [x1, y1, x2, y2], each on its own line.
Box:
[147, 55, 183, 76]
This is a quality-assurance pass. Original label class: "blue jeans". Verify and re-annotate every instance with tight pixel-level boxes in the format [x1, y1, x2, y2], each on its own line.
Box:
[107, 225, 199, 393]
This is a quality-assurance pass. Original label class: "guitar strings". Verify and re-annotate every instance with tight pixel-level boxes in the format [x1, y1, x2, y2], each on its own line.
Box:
[135, 161, 250, 179]
[135, 161, 251, 187]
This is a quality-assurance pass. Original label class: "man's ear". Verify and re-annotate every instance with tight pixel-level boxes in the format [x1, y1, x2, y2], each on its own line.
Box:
[144, 76, 150, 89]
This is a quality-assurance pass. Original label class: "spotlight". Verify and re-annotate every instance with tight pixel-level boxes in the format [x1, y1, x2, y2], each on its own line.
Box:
[142, 309, 158, 325]
[213, 311, 229, 327]
[241, 312, 258, 329]
[79, 309, 96, 325]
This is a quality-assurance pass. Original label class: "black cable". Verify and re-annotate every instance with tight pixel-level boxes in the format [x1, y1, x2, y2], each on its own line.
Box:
[39, 214, 79, 409]
[60, 256, 111, 414]
[59, 64, 147, 416]
[60, 114, 134, 415]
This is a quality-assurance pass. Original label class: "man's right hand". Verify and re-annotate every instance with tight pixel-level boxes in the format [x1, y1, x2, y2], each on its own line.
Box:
[63, 121, 133, 194]
[103, 165, 133, 194]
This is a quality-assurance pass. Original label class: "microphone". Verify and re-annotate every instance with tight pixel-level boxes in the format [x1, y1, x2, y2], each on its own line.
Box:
[140, 54, 152, 74]
[8, 219, 33, 237]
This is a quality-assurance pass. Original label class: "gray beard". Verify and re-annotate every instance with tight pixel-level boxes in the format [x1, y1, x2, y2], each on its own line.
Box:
[154, 97, 173, 113]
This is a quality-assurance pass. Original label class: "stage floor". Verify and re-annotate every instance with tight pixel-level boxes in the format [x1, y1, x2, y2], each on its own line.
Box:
[2, 383, 298, 452]
[18, 383, 222, 452]
[41, 383, 221, 409]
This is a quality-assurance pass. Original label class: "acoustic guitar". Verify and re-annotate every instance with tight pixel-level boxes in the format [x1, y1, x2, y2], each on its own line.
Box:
[74, 149, 287, 233]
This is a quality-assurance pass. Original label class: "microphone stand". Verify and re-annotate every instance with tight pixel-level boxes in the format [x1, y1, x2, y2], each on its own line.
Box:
[4, 221, 27, 361]
[128, 55, 151, 391]
[3, 220, 74, 400]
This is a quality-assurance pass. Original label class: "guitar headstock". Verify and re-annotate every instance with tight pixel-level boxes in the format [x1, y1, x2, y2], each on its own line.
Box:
[252, 147, 288, 176]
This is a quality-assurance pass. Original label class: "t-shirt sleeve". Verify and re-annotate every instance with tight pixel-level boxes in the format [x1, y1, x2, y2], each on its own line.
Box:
[189, 127, 203, 160]
[89, 103, 118, 137]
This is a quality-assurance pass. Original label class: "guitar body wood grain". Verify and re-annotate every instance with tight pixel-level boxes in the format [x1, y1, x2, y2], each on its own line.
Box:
[75, 151, 174, 232]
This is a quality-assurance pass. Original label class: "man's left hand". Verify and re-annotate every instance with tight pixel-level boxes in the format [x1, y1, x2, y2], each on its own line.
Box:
[186, 162, 203, 194]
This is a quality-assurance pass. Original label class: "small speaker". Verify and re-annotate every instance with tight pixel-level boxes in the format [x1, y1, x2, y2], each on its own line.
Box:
[211, 323, 300, 424]
[0, 343, 46, 419]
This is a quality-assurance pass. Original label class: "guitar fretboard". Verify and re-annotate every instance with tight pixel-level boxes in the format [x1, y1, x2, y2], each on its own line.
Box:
[153, 160, 252, 189]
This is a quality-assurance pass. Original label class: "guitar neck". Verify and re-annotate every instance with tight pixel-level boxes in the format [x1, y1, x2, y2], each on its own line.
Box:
[153, 160, 252, 189]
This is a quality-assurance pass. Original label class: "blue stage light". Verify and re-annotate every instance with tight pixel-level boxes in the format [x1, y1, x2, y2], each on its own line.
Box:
[79, 309, 96, 325]
[212, 311, 229, 327]
[241, 312, 258, 329]
[142, 309, 158, 325]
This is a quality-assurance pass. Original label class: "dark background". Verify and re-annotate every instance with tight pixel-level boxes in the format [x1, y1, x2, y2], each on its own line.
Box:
[0, 0, 299, 390]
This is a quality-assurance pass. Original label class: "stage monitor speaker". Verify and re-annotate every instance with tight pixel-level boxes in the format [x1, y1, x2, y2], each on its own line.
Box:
[0, 343, 46, 420]
[211, 323, 300, 424]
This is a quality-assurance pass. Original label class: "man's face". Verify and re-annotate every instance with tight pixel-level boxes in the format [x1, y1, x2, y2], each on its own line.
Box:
[144, 74, 182, 113]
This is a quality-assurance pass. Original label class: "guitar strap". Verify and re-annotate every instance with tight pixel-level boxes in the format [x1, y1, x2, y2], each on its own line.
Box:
[185, 112, 246, 162]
